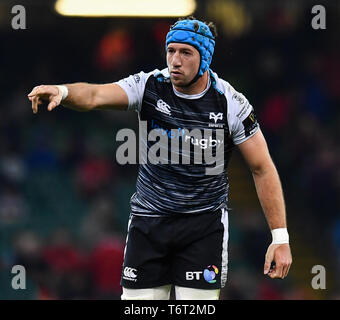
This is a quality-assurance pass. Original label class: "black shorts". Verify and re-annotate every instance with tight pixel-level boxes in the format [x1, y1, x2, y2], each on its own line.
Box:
[120, 209, 229, 290]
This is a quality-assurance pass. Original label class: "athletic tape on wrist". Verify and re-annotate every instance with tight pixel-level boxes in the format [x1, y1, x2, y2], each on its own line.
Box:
[56, 85, 68, 101]
[271, 228, 289, 244]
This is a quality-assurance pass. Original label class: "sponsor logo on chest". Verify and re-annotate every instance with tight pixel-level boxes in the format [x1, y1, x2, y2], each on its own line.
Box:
[155, 99, 171, 115]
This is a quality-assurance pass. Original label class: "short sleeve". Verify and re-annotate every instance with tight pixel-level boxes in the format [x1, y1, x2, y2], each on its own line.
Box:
[115, 71, 153, 112]
[227, 89, 260, 145]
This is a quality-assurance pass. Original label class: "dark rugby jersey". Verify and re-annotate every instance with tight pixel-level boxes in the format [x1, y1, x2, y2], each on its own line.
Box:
[116, 68, 259, 216]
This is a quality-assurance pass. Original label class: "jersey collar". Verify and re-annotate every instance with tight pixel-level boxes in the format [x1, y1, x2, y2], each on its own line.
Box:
[172, 74, 211, 100]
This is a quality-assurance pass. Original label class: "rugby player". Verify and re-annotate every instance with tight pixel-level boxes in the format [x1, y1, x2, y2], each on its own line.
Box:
[28, 17, 292, 300]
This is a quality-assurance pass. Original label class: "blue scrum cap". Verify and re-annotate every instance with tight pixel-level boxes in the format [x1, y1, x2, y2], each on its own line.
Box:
[166, 19, 215, 77]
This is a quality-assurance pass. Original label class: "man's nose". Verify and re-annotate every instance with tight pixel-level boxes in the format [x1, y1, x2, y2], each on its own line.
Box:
[171, 52, 182, 67]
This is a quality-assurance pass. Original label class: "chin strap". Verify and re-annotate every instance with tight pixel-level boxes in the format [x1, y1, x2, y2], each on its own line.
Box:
[167, 66, 201, 88]
[184, 69, 201, 87]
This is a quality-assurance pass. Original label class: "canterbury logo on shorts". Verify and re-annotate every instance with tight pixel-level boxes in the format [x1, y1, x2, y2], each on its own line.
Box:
[123, 267, 138, 282]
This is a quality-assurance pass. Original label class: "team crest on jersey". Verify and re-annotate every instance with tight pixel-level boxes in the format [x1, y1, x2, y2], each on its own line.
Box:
[209, 112, 223, 123]
[208, 112, 224, 128]
[155, 99, 171, 115]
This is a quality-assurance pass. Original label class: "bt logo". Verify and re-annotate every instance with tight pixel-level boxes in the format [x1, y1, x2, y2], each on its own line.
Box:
[186, 265, 219, 283]
[186, 271, 203, 280]
[203, 265, 218, 284]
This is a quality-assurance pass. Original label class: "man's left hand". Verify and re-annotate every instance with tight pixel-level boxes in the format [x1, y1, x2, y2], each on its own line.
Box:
[264, 243, 292, 279]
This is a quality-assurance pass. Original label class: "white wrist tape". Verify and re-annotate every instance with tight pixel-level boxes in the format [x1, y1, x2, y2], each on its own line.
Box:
[56, 85, 68, 101]
[271, 228, 289, 244]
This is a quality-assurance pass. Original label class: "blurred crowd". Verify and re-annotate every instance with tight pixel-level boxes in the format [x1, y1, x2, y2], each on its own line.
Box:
[0, 0, 339, 299]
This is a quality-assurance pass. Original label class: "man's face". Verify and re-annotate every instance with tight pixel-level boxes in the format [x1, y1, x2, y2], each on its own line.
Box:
[166, 43, 200, 87]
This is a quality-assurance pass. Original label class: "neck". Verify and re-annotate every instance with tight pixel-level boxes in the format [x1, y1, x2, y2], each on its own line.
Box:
[173, 71, 209, 95]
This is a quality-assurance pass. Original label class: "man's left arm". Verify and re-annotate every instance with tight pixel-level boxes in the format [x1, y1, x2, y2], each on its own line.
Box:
[237, 129, 293, 279]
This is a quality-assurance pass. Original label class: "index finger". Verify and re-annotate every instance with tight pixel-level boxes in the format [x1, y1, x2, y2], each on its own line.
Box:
[28, 85, 42, 97]
[28, 85, 57, 98]
[32, 95, 40, 114]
